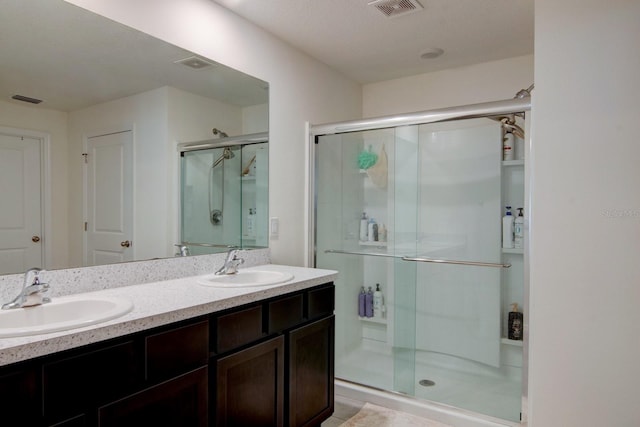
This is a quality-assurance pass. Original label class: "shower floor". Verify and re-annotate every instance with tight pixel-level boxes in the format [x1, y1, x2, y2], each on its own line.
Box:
[337, 343, 522, 423]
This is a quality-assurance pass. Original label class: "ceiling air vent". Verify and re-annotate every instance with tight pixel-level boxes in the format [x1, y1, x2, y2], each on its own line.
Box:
[173, 56, 217, 70]
[368, 0, 423, 18]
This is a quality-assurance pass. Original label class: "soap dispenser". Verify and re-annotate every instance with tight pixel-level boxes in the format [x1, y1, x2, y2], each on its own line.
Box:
[508, 303, 523, 341]
[373, 283, 384, 318]
[514, 208, 524, 249]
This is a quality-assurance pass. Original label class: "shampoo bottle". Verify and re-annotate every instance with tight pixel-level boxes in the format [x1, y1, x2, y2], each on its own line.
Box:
[365, 287, 374, 318]
[503, 133, 514, 161]
[359, 213, 368, 241]
[514, 208, 524, 249]
[368, 218, 376, 242]
[508, 303, 523, 341]
[358, 286, 366, 317]
[502, 206, 514, 249]
[373, 283, 384, 318]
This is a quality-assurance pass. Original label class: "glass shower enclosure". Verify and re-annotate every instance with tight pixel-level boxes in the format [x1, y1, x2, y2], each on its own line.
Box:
[179, 134, 269, 254]
[312, 103, 527, 423]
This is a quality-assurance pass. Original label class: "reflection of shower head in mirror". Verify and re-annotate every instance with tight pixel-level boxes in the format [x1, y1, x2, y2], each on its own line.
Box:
[212, 147, 235, 168]
[212, 128, 228, 138]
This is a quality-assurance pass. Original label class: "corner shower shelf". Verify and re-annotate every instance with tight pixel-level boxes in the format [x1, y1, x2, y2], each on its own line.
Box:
[502, 248, 523, 254]
[501, 338, 523, 347]
[502, 159, 524, 166]
[359, 316, 387, 325]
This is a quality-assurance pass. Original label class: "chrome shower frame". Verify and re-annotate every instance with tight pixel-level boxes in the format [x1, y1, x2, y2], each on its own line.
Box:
[306, 96, 531, 426]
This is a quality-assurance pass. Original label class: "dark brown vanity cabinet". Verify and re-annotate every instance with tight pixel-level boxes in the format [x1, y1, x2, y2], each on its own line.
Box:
[211, 283, 335, 427]
[0, 282, 334, 427]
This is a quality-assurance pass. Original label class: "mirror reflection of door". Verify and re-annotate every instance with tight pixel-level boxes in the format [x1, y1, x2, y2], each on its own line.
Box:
[84, 130, 133, 266]
[0, 130, 43, 274]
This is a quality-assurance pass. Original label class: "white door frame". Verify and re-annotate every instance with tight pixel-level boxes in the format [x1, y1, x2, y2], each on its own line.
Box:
[82, 125, 135, 266]
[0, 126, 52, 270]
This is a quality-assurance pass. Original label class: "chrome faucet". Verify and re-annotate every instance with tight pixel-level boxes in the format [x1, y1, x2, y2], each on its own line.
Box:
[174, 244, 190, 257]
[215, 249, 244, 275]
[2, 268, 51, 309]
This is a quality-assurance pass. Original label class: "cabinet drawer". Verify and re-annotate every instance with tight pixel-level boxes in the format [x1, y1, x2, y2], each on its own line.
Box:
[146, 320, 208, 382]
[268, 293, 304, 333]
[43, 340, 140, 421]
[308, 284, 334, 320]
[214, 304, 264, 354]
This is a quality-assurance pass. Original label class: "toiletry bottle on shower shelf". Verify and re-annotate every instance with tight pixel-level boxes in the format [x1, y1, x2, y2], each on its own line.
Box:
[358, 286, 366, 317]
[360, 212, 368, 241]
[368, 218, 377, 242]
[373, 283, 384, 319]
[514, 208, 524, 249]
[508, 303, 523, 341]
[365, 287, 374, 318]
[502, 206, 514, 249]
[503, 133, 515, 161]
[379, 224, 387, 242]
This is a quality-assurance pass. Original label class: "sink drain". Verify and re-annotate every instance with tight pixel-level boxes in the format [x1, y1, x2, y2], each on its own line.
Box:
[418, 379, 436, 387]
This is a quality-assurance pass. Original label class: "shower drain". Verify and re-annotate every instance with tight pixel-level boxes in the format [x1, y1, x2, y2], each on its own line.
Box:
[418, 379, 436, 387]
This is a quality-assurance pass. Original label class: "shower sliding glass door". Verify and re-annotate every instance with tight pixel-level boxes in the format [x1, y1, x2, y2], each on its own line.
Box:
[314, 117, 524, 422]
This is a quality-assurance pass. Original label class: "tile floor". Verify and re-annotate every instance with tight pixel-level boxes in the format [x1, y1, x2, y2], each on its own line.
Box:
[321, 394, 367, 427]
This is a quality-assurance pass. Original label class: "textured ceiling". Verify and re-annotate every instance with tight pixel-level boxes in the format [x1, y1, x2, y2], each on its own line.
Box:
[214, 0, 535, 83]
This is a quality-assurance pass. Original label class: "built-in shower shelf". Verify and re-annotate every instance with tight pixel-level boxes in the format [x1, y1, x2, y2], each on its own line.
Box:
[241, 175, 256, 181]
[359, 241, 388, 247]
[359, 316, 387, 325]
[502, 248, 523, 254]
[502, 160, 524, 166]
[501, 338, 523, 347]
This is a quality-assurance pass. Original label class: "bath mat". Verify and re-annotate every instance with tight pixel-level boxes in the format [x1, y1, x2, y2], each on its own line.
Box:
[340, 402, 452, 427]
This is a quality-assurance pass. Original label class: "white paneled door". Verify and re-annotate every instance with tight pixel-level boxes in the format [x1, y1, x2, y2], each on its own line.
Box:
[0, 132, 43, 274]
[85, 130, 133, 266]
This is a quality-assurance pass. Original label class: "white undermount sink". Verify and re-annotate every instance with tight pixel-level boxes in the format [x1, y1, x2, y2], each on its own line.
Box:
[198, 270, 294, 288]
[0, 295, 133, 338]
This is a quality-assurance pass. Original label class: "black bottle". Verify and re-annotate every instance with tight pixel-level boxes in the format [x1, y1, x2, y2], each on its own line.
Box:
[508, 303, 523, 341]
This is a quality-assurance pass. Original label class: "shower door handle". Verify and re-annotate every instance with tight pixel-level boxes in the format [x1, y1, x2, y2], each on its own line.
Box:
[401, 256, 511, 268]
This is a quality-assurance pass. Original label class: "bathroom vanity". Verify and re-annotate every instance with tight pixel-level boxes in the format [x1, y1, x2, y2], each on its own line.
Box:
[0, 264, 336, 427]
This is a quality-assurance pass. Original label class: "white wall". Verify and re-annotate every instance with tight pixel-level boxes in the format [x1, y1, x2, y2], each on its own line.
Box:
[66, 0, 363, 266]
[363, 55, 534, 117]
[68, 86, 247, 265]
[0, 101, 69, 269]
[529, 1, 640, 426]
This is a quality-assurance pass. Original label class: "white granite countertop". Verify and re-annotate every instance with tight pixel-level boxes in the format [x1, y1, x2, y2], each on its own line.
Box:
[0, 264, 337, 367]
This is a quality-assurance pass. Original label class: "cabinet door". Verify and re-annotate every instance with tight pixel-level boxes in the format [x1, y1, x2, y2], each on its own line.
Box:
[98, 366, 208, 427]
[0, 365, 39, 425]
[288, 316, 335, 427]
[215, 335, 285, 427]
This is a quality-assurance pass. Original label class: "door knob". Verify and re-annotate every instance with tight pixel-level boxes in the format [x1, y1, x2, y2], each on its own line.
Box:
[32, 236, 40, 243]
[120, 240, 131, 248]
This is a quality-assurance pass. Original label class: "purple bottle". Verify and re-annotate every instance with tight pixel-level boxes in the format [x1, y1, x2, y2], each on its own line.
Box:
[365, 287, 374, 318]
[358, 287, 366, 317]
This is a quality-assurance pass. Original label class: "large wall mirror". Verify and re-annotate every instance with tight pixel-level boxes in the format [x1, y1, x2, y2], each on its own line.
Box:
[0, 0, 269, 275]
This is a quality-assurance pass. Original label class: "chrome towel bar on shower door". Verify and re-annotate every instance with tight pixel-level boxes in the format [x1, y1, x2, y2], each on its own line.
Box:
[401, 256, 510, 269]
[324, 249, 510, 268]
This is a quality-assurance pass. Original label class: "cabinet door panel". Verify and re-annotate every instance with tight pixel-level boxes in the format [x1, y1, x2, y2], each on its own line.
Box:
[307, 284, 334, 320]
[288, 316, 335, 427]
[216, 335, 284, 427]
[0, 365, 39, 425]
[43, 340, 140, 421]
[98, 366, 208, 427]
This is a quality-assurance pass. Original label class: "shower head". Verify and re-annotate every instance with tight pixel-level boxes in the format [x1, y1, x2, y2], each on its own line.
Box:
[212, 147, 235, 168]
[212, 128, 229, 138]
[514, 84, 534, 99]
